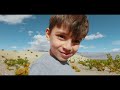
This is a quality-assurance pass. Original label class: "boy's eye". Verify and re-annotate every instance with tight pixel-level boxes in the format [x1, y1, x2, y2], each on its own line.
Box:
[58, 35, 65, 39]
[73, 40, 81, 44]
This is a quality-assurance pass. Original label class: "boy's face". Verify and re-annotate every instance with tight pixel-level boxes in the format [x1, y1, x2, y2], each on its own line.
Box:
[46, 26, 81, 62]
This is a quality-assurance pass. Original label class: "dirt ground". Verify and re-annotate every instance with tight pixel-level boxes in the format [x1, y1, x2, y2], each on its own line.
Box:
[0, 50, 119, 75]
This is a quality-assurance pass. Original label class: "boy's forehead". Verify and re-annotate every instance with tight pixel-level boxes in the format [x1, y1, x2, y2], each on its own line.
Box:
[55, 28, 69, 34]
[54, 26, 70, 34]
[54, 26, 82, 40]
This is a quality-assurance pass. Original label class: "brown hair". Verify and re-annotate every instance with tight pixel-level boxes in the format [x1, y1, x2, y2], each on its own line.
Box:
[49, 15, 89, 40]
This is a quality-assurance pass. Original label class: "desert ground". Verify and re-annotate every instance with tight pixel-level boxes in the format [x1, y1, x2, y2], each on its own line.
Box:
[0, 50, 44, 75]
[0, 50, 119, 75]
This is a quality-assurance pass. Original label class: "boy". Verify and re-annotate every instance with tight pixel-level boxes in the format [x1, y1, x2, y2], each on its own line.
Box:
[29, 15, 89, 75]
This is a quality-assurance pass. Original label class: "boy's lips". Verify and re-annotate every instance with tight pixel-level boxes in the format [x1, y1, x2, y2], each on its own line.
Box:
[59, 51, 73, 59]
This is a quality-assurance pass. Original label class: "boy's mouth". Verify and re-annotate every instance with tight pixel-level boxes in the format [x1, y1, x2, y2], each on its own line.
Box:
[59, 51, 73, 59]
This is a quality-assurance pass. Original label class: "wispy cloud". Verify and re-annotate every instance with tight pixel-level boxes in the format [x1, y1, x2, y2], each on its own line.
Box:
[19, 27, 26, 32]
[80, 45, 95, 49]
[11, 46, 17, 49]
[89, 46, 95, 48]
[112, 40, 120, 45]
[36, 31, 41, 35]
[19, 30, 24, 32]
[80, 45, 88, 49]
[0, 15, 32, 24]
[112, 48, 120, 52]
[85, 32, 104, 40]
[104, 48, 106, 50]
[28, 31, 34, 36]
[28, 34, 50, 51]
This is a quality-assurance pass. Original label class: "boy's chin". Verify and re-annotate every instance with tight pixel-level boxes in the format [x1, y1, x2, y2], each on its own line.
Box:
[57, 57, 69, 62]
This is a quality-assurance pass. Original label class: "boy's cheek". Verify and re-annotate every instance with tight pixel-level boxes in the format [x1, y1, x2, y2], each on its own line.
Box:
[51, 41, 61, 47]
[74, 45, 80, 52]
[50, 42, 59, 51]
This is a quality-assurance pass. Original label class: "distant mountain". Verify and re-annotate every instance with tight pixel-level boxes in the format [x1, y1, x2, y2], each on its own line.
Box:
[78, 52, 120, 60]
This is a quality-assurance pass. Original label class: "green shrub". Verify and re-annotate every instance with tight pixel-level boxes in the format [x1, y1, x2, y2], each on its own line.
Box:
[4, 58, 30, 75]
[77, 53, 120, 74]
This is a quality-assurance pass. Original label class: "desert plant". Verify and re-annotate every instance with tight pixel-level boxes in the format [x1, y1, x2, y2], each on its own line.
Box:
[2, 56, 5, 58]
[17, 58, 29, 66]
[4, 58, 30, 75]
[94, 60, 105, 71]
[13, 50, 17, 52]
[106, 53, 113, 61]
[1, 49, 4, 51]
[115, 55, 120, 60]
[69, 58, 75, 63]
[25, 57, 27, 59]
[15, 67, 29, 75]
[18, 56, 21, 59]
[77, 54, 120, 73]
[4, 59, 17, 66]
[71, 65, 80, 72]
[7, 66, 14, 71]
[78, 61, 87, 66]
[36, 55, 38, 57]
[87, 60, 94, 69]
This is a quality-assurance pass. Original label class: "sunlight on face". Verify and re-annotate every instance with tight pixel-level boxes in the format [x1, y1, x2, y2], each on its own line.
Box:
[46, 26, 81, 62]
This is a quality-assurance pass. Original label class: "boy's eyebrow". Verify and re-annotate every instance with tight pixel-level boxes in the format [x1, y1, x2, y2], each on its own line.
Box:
[55, 30, 84, 40]
[55, 31, 69, 35]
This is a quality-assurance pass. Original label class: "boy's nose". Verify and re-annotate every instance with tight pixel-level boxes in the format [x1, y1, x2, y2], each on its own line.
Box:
[63, 40, 72, 52]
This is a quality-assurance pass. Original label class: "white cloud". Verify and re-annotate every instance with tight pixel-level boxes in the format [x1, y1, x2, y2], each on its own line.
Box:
[112, 40, 120, 45]
[28, 34, 50, 51]
[80, 45, 88, 49]
[28, 31, 34, 36]
[36, 31, 40, 35]
[80, 45, 95, 49]
[11, 46, 17, 49]
[104, 48, 106, 50]
[19, 27, 26, 32]
[28, 33, 97, 51]
[112, 48, 120, 52]
[0, 15, 32, 24]
[89, 46, 95, 48]
[85, 32, 104, 40]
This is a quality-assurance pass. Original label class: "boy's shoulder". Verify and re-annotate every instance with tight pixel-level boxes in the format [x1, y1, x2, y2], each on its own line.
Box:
[34, 52, 50, 63]
[32, 52, 59, 66]
[30, 52, 76, 75]
[32, 52, 69, 66]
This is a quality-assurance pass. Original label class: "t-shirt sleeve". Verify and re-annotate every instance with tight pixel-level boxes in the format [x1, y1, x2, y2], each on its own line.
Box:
[29, 61, 47, 75]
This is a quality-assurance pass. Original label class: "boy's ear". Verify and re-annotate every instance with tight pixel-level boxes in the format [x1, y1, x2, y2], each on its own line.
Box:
[46, 28, 51, 41]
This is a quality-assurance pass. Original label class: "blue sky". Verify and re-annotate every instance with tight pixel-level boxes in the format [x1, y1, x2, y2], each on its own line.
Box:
[0, 15, 120, 52]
